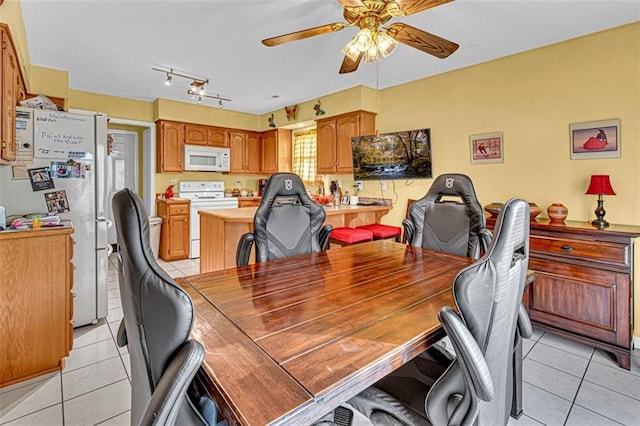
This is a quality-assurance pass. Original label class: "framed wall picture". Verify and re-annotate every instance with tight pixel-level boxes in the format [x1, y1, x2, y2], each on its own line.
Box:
[470, 132, 503, 164]
[570, 119, 620, 160]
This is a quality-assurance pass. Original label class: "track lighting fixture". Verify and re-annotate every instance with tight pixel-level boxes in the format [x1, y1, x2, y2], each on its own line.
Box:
[152, 66, 231, 105]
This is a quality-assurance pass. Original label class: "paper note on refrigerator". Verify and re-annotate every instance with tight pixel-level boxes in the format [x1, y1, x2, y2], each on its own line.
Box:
[34, 110, 94, 159]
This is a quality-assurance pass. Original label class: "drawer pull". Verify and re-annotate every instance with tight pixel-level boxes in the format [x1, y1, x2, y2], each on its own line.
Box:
[561, 245, 573, 252]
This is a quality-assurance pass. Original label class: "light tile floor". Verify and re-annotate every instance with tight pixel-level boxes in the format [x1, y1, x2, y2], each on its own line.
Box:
[2, 254, 639, 425]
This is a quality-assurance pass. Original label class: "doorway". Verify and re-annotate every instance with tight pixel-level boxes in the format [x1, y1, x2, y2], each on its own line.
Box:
[107, 129, 139, 244]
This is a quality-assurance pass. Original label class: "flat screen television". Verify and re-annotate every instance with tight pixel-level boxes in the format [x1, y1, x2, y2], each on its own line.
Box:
[351, 128, 432, 180]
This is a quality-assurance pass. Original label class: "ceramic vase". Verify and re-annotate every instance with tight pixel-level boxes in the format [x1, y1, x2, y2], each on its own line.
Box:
[547, 203, 568, 223]
[528, 203, 542, 220]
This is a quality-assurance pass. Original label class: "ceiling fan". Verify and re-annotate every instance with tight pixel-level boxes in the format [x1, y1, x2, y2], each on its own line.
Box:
[262, 0, 459, 74]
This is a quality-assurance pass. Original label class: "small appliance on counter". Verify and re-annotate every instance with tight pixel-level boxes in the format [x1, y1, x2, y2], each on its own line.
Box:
[258, 178, 268, 196]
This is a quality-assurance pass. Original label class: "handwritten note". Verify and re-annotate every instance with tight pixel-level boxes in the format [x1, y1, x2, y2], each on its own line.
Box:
[34, 110, 94, 159]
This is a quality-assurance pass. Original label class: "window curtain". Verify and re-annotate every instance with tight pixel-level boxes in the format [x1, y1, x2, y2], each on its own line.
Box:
[292, 128, 317, 184]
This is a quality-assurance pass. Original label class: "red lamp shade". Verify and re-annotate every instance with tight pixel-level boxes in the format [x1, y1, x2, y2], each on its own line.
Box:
[585, 175, 616, 196]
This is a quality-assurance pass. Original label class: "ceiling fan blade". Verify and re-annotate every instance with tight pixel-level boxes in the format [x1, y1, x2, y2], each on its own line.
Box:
[262, 23, 346, 47]
[387, 22, 459, 58]
[339, 53, 363, 74]
[338, 0, 365, 7]
[394, 0, 454, 17]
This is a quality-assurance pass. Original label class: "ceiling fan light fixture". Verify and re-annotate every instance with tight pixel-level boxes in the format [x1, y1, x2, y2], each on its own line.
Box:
[354, 28, 374, 52]
[341, 38, 362, 61]
[364, 44, 381, 63]
[377, 31, 398, 57]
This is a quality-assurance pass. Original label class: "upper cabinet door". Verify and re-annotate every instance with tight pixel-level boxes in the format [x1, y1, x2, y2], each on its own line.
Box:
[261, 129, 291, 174]
[316, 119, 337, 174]
[156, 121, 184, 173]
[207, 127, 229, 147]
[1, 28, 18, 162]
[335, 114, 359, 174]
[184, 124, 208, 146]
[245, 132, 261, 174]
[228, 130, 246, 173]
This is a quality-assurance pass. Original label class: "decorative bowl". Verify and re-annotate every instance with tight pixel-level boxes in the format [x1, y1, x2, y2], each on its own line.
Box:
[312, 194, 334, 205]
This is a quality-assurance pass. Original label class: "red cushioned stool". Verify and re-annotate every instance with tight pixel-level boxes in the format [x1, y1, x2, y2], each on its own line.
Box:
[329, 227, 374, 246]
[356, 223, 402, 242]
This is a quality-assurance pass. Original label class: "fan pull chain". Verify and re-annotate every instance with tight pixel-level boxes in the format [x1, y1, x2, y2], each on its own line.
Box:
[375, 61, 380, 137]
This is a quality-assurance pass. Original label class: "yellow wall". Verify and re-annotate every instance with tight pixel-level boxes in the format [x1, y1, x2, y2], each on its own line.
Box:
[258, 85, 379, 131]
[360, 23, 640, 229]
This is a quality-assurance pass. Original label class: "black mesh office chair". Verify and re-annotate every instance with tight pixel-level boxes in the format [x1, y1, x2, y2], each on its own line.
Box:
[348, 198, 531, 426]
[236, 173, 332, 266]
[403, 173, 491, 257]
[112, 188, 225, 426]
[403, 173, 531, 417]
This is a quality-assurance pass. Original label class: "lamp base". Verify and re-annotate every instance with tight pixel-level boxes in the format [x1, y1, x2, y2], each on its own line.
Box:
[591, 198, 609, 229]
[590, 218, 609, 229]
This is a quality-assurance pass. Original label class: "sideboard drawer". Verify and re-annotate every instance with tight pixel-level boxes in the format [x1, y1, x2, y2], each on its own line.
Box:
[530, 235, 629, 266]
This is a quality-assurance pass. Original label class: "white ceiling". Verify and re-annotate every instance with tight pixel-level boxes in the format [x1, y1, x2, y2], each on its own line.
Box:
[20, 0, 639, 115]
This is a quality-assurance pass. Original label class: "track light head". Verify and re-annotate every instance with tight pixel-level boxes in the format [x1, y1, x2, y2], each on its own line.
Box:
[165, 74, 172, 86]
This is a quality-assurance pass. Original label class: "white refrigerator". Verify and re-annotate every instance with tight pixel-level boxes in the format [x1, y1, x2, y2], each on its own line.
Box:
[0, 107, 109, 327]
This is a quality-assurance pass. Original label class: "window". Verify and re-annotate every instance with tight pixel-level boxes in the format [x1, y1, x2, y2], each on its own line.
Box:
[292, 128, 318, 184]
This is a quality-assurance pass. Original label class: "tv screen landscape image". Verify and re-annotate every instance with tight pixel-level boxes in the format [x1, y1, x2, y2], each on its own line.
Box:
[351, 128, 433, 180]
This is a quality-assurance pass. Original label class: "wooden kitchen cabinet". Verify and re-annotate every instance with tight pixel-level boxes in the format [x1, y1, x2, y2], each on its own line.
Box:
[184, 123, 229, 147]
[1, 24, 25, 164]
[488, 218, 640, 370]
[261, 128, 292, 174]
[156, 120, 184, 173]
[157, 198, 190, 261]
[317, 111, 376, 174]
[1, 225, 74, 387]
[207, 126, 229, 147]
[184, 124, 208, 146]
[229, 130, 261, 173]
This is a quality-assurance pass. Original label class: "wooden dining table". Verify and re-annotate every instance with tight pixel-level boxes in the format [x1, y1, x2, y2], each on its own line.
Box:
[177, 240, 475, 425]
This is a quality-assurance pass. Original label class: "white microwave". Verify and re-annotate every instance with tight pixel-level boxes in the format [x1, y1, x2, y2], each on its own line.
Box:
[184, 145, 230, 172]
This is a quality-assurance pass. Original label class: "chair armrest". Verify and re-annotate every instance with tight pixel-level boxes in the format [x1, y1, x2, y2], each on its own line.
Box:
[236, 233, 255, 267]
[479, 228, 492, 255]
[140, 340, 205, 426]
[319, 225, 333, 251]
[517, 303, 533, 339]
[439, 306, 494, 403]
[402, 219, 415, 245]
[116, 319, 127, 347]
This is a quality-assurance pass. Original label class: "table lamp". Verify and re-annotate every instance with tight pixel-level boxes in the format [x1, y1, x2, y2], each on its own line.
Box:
[585, 175, 616, 229]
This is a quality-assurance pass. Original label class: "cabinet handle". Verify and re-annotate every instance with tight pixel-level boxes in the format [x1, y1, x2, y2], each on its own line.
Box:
[561, 245, 573, 252]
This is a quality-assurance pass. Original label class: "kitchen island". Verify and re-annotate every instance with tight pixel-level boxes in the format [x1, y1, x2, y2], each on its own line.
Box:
[199, 204, 392, 272]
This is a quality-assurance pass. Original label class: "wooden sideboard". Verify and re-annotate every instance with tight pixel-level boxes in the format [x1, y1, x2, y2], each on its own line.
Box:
[0, 224, 74, 387]
[489, 217, 639, 369]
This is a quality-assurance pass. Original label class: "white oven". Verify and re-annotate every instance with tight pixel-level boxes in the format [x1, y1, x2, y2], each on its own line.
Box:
[178, 181, 238, 258]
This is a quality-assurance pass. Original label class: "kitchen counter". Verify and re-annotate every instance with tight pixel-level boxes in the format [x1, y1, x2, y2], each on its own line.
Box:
[198, 204, 392, 272]
[0, 221, 73, 235]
